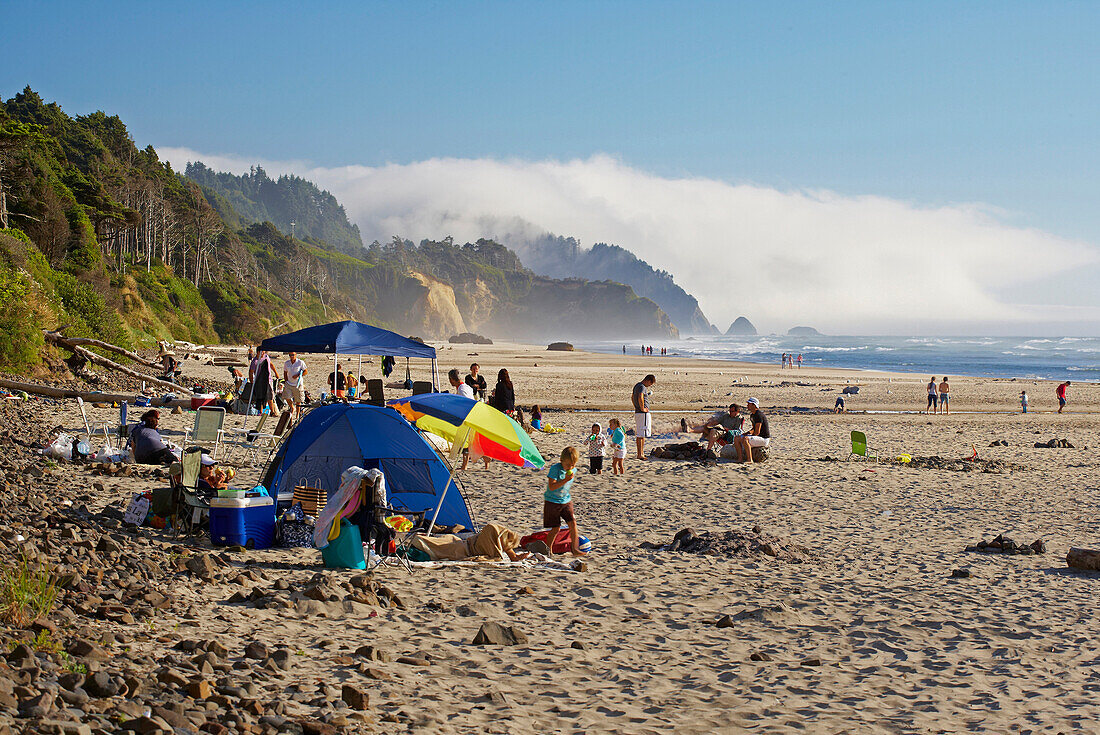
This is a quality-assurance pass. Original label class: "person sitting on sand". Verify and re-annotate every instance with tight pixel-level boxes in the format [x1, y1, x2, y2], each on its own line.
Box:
[733, 398, 770, 464]
[542, 447, 587, 556]
[693, 404, 744, 455]
[582, 423, 608, 474]
[128, 410, 175, 465]
[530, 405, 543, 431]
[608, 418, 627, 475]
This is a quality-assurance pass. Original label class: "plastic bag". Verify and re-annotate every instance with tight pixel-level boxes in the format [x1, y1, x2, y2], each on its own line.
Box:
[45, 433, 73, 460]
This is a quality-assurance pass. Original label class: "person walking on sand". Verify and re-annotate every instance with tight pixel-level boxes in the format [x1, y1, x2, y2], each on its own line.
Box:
[926, 377, 938, 414]
[1020, 390, 1028, 414]
[938, 377, 951, 415]
[608, 418, 627, 475]
[543, 447, 587, 556]
[632, 374, 656, 459]
[797, 353, 803, 369]
[1057, 381, 1070, 413]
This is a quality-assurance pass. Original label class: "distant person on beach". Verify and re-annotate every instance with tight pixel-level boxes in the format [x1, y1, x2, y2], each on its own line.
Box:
[926, 377, 938, 414]
[781, 353, 787, 369]
[328, 363, 347, 402]
[1056, 381, 1070, 413]
[938, 377, 951, 415]
[582, 423, 607, 474]
[1020, 390, 1028, 414]
[465, 363, 487, 400]
[797, 353, 803, 369]
[608, 418, 627, 474]
[530, 405, 543, 431]
[834, 395, 845, 413]
[734, 398, 770, 464]
[632, 374, 656, 459]
[543, 446, 587, 556]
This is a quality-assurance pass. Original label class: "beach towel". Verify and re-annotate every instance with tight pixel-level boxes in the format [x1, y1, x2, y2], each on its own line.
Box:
[314, 467, 384, 549]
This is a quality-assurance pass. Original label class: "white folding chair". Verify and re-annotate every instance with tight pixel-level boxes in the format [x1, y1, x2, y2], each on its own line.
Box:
[76, 397, 114, 450]
[184, 406, 227, 459]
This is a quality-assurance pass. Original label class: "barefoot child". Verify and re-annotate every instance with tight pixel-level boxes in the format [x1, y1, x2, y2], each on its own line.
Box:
[582, 423, 607, 474]
[608, 418, 627, 475]
[544, 447, 587, 556]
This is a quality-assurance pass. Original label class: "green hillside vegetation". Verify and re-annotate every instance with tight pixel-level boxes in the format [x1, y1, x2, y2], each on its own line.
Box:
[185, 162, 364, 255]
[0, 88, 677, 373]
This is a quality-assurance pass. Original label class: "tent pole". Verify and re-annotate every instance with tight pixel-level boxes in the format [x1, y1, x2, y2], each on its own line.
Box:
[357, 354, 362, 399]
[431, 358, 438, 392]
[428, 425, 469, 535]
[332, 349, 338, 402]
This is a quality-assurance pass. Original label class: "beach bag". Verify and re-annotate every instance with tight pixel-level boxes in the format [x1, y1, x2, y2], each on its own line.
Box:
[124, 493, 151, 526]
[276, 502, 314, 548]
[520, 528, 574, 554]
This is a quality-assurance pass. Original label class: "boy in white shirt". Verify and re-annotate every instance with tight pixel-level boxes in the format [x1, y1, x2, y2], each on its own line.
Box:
[582, 422, 608, 474]
[282, 351, 307, 420]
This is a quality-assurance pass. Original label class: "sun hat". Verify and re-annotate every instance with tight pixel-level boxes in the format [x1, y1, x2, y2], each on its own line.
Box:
[746, 398, 759, 406]
[200, 454, 217, 466]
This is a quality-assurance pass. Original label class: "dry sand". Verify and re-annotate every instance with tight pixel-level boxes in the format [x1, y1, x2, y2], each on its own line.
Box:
[63, 341, 1100, 733]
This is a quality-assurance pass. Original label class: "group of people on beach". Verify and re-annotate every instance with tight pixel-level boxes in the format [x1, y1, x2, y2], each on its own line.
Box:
[626, 345, 667, 356]
[925, 376, 951, 414]
[781, 353, 802, 369]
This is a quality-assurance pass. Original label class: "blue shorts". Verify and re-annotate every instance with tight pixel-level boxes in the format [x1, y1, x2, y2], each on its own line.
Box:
[1059, 397, 1066, 407]
[939, 394, 949, 404]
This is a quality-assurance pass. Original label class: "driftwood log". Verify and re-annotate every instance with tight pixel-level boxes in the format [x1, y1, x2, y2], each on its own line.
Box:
[0, 377, 190, 407]
[42, 331, 192, 394]
[1067, 547, 1100, 571]
[43, 331, 162, 370]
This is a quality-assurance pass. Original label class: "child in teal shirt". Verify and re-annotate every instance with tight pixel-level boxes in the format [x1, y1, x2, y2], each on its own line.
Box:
[608, 418, 627, 475]
[542, 446, 586, 556]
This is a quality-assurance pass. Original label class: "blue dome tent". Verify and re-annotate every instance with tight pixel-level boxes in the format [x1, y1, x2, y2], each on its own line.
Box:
[261, 403, 474, 529]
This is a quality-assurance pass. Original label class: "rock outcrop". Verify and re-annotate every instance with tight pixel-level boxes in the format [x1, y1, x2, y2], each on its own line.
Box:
[726, 317, 757, 336]
[788, 326, 822, 336]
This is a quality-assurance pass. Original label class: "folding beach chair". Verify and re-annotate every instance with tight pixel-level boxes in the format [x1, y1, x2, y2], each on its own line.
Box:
[184, 406, 226, 459]
[847, 430, 878, 462]
[169, 448, 208, 535]
[76, 397, 114, 450]
[412, 381, 433, 395]
[366, 379, 385, 406]
[235, 411, 293, 467]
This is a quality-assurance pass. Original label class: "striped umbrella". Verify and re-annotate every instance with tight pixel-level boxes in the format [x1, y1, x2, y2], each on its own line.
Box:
[388, 393, 544, 469]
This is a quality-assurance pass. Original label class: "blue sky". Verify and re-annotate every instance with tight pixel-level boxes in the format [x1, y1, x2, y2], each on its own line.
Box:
[4, 1, 1100, 331]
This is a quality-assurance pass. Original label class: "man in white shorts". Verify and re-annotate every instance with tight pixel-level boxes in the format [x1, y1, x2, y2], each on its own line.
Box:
[632, 374, 656, 459]
[282, 351, 307, 420]
[734, 397, 770, 464]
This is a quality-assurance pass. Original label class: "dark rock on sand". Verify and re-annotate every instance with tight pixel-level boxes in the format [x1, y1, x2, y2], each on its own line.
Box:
[472, 622, 528, 645]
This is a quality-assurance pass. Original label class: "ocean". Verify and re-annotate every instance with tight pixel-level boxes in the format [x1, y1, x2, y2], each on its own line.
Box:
[577, 335, 1099, 382]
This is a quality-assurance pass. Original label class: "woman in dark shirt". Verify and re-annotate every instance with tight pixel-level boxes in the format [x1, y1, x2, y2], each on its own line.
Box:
[490, 368, 515, 414]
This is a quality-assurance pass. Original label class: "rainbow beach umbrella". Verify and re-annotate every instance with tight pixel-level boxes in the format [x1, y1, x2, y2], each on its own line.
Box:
[388, 393, 545, 533]
[388, 393, 544, 469]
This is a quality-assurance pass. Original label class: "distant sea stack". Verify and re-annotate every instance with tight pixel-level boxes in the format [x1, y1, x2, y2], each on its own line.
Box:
[787, 326, 822, 336]
[726, 317, 758, 336]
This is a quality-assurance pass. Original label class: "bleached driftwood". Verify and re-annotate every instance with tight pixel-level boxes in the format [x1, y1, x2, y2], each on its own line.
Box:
[42, 332, 192, 394]
[44, 331, 162, 370]
[0, 377, 187, 406]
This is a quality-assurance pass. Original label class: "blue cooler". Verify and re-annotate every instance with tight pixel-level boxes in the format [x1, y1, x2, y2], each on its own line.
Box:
[209, 496, 275, 549]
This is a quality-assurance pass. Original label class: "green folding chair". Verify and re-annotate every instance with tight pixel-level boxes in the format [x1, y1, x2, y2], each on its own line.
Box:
[184, 406, 226, 459]
[847, 430, 878, 462]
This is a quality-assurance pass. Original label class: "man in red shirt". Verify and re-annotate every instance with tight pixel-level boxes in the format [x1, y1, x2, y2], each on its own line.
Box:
[1057, 381, 1070, 413]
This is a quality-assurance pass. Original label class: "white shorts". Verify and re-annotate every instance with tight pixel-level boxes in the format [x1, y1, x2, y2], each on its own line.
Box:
[744, 436, 770, 448]
[635, 412, 652, 438]
[613, 445, 627, 460]
[282, 384, 302, 404]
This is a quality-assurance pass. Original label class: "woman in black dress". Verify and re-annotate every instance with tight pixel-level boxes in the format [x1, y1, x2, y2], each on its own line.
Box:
[490, 368, 515, 415]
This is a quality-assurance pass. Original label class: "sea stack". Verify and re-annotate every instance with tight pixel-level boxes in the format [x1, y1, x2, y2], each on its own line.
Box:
[787, 326, 822, 336]
[726, 317, 757, 336]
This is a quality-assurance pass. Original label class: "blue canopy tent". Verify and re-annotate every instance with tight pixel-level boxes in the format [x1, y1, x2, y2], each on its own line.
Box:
[260, 320, 438, 392]
[260, 403, 475, 529]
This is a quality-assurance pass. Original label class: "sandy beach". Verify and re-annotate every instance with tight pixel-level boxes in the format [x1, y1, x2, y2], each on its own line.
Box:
[30, 342, 1100, 733]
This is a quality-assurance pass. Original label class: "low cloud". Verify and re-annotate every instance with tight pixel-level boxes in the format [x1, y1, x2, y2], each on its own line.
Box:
[159, 147, 1099, 334]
